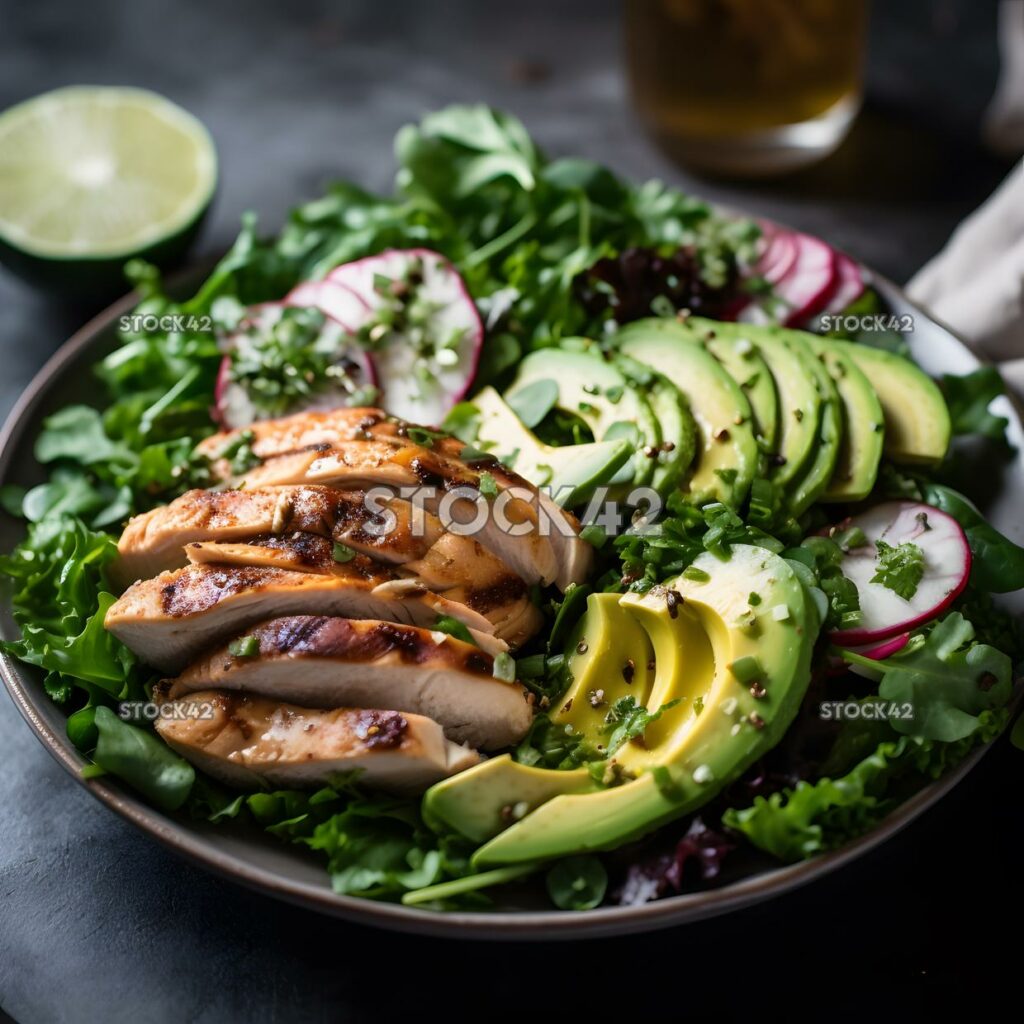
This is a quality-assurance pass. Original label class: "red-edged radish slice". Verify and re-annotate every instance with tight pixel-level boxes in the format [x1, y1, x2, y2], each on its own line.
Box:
[213, 303, 377, 429]
[819, 252, 865, 315]
[754, 222, 799, 284]
[778, 233, 838, 326]
[827, 501, 971, 647]
[285, 279, 370, 330]
[326, 248, 484, 425]
[844, 632, 911, 661]
[836, 633, 911, 682]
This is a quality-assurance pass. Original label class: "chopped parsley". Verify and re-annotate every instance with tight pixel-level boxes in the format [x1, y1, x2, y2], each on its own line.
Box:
[870, 540, 925, 600]
[602, 696, 680, 756]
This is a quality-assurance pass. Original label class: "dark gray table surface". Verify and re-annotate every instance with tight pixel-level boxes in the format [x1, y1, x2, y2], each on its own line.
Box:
[1, 1, 1021, 1019]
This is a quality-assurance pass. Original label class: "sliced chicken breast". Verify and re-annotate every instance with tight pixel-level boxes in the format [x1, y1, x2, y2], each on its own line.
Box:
[183, 534, 542, 645]
[113, 485, 443, 588]
[164, 615, 533, 749]
[200, 408, 592, 592]
[153, 688, 479, 793]
[105, 562, 505, 673]
[232, 442, 568, 589]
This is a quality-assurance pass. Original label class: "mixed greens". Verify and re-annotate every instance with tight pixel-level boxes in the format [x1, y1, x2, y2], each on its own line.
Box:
[1, 105, 1022, 911]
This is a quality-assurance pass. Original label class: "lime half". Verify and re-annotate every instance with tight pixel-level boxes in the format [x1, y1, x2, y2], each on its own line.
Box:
[0, 86, 217, 292]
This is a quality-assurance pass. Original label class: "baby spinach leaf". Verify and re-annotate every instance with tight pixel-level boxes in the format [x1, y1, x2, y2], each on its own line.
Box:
[942, 366, 1010, 445]
[92, 706, 195, 812]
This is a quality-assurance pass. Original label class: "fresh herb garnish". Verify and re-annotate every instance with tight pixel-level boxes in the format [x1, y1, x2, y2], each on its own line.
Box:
[228, 635, 260, 658]
[477, 471, 499, 498]
[870, 539, 924, 600]
[331, 542, 356, 563]
[432, 615, 477, 646]
[602, 696, 680, 756]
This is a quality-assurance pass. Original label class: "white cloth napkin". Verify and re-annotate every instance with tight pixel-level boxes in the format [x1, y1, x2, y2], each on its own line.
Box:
[907, 160, 1024, 395]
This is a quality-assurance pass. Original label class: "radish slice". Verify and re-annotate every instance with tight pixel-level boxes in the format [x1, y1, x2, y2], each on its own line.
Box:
[753, 221, 799, 284]
[837, 634, 911, 682]
[778, 233, 838, 326]
[819, 252, 865, 315]
[845, 632, 911, 661]
[326, 248, 483, 425]
[827, 501, 972, 647]
[213, 303, 377, 429]
[739, 224, 838, 326]
[286, 280, 369, 329]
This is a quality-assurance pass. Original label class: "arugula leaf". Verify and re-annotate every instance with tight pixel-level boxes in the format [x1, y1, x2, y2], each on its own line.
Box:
[34, 406, 137, 468]
[942, 366, 1010, 445]
[844, 612, 1012, 742]
[869, 539, 924, 600]
[91, 706, 195, 812]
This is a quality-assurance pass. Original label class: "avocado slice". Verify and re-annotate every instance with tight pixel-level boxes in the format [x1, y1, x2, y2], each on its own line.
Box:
[773, 328, 842, 515]
[647, 375, 698, 494]
[804, 337, 885, 501]
[694, 326, 779, 450]
[837, 342, 951, 464]
[470, 387, 632, 506]
[673, 318, 820, 491]
[615, 319, 758, 507]
[508, 343, 661, 486]
[551, 592, 656, 737]
[453, 546, 816, 867]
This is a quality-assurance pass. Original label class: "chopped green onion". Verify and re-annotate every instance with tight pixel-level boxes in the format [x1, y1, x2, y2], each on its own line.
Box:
[229, 635, 260, 658]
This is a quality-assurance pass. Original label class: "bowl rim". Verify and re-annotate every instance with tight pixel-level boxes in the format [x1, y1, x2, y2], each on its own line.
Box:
[0, 268, 1013, 941]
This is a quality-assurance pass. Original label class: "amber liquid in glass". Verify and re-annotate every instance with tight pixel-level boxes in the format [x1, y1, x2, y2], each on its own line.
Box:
[625, 0, 868, 175]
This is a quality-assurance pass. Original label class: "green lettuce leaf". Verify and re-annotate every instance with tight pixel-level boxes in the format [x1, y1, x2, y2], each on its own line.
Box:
[723, 708, 1008, 861]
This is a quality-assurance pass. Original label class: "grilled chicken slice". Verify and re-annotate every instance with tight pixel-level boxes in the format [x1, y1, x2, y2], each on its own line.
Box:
[105, 561, 506, 673]
[154, 689, 479, 792]
[113, 487, 543, 644]
[113, 485, 442, 588]
[200, 408, 592, 591]
[183, 534, 542, 645]
[163, 616, 533, 749]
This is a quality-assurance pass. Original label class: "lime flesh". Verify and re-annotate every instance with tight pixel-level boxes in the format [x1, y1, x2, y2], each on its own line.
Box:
[0, 86, 216, 261]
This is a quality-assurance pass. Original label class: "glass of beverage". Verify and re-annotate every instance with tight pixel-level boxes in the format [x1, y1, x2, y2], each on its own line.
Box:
[625, 0, 869, 177]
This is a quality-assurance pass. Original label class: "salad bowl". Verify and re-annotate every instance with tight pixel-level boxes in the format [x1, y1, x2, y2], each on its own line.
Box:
[2, 264, 1020, 940]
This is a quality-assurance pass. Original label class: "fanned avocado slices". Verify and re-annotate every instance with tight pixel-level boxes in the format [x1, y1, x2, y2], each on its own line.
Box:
[695, 326, 779, 451]
[773, 327, 842, 515]
[646, 374, 698, 495]
[838, 341, 951, 464]
[804, 337, 885, 501]
[508, 343, 662, 487]
[673, 318, 820, 492]
[614, 319, 758, 508]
